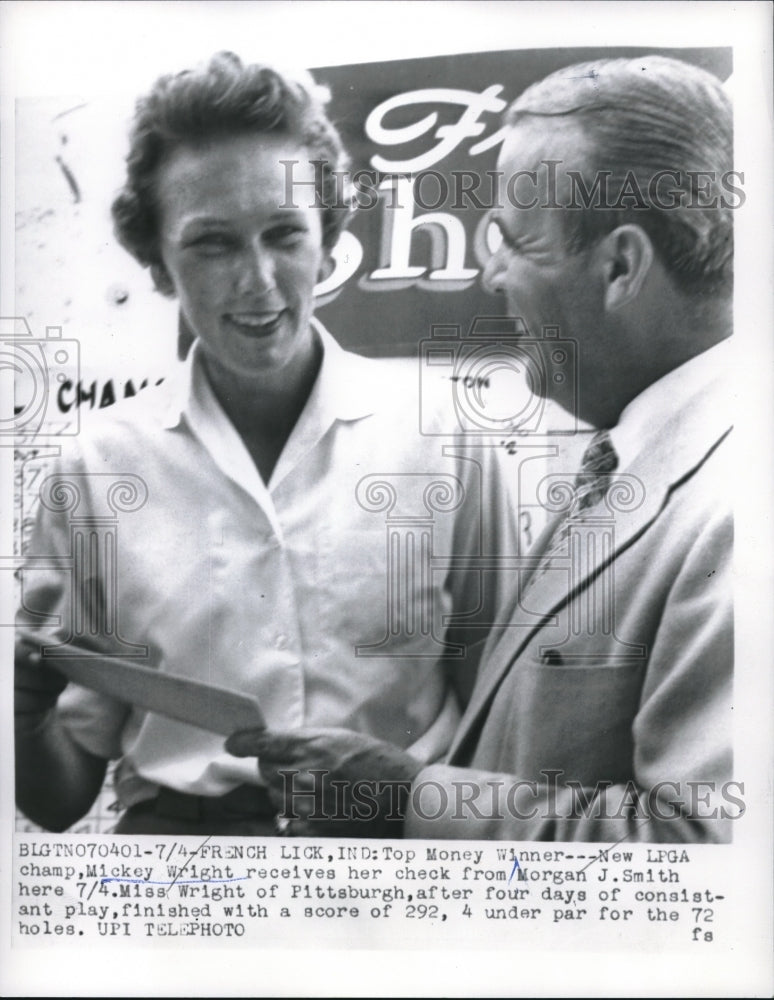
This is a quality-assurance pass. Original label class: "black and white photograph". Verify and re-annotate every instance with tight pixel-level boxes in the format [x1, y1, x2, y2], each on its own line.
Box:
[2, 1, 772, 996]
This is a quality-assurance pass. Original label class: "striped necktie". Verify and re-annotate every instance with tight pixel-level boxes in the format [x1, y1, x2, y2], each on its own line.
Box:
[529, 430, 619, 580]
[573, 429, 619, 512]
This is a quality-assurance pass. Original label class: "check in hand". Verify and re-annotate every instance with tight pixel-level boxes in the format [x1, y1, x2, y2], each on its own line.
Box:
[226, 727, 424, 838]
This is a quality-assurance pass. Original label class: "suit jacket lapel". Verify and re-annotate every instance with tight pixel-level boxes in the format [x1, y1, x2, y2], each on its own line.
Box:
[446, 378, 732, 764]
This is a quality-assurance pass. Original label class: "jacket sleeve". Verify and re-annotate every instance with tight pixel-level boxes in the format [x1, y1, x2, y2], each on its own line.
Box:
[404, 509, 735, 842]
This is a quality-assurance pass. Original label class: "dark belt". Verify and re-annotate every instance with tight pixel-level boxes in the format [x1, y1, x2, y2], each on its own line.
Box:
[129, 784, 277, 822]
[112, 784, 279, 836]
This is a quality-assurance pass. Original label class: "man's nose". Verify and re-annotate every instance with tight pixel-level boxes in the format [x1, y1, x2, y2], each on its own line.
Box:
[481, 248, 506, 295]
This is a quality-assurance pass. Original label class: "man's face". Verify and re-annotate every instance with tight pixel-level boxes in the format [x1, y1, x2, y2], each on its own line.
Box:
[483, 122, 610, 418]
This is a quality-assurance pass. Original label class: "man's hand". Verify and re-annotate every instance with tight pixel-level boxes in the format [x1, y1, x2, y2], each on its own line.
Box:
[226, 727, 423, 838]
[15, 636, 68, 734]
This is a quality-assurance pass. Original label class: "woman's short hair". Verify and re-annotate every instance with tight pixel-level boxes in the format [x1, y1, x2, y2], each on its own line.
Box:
[111, 51, 350, 295]
[506, 55, 734, 295]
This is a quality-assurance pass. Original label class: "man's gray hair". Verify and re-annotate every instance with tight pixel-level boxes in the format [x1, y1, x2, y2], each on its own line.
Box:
[507, 55, 734, 295]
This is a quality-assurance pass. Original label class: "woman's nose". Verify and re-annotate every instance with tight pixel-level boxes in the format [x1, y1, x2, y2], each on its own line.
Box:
[237, 241, 275, 294]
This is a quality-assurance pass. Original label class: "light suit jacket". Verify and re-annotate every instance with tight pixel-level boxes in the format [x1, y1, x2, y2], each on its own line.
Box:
[405, 369, 734, 843]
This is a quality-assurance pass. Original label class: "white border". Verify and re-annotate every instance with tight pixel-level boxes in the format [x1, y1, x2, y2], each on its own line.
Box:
[1, 2, 772, 996]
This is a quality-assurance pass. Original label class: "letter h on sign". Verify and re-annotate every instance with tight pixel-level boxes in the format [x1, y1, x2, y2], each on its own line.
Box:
[22, 473, 149, 658]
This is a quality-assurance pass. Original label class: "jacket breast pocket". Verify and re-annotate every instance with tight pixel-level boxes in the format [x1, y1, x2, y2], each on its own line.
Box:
[499, 655, 647, 786]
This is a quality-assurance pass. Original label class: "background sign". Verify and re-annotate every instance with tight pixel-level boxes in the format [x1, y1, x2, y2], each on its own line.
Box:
[311, 46, 732, 355]
[14, 46, 732, 404]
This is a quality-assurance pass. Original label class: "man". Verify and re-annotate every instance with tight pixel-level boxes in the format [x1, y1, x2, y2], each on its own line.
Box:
[227, 55, 736, 843]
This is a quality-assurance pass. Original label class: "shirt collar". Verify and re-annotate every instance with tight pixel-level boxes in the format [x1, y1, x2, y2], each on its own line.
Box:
[303, 316, 382, 424]
[161, 316, 380, 433]
[608, 338, 733, 471]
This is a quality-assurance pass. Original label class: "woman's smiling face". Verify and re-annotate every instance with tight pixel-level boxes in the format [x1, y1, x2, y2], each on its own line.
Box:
[157, 132, 327, 384]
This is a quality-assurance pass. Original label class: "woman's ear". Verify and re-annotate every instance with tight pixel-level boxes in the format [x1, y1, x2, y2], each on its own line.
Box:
[600, 225, 655, 311]
[317, 254, 335, 284]
[150, 261, 176, 298]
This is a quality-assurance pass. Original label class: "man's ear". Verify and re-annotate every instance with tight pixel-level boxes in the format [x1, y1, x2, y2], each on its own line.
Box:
[317, 254, 335, 285]
[600, 225, 654, 311]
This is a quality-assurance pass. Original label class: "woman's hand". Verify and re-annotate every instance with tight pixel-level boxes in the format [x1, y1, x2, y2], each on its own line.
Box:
[15, 636, 68, 734]
[226, 727, 423, 838]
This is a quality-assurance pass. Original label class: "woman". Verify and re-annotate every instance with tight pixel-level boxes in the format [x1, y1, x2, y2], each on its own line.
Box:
[15, 53, 514, 835]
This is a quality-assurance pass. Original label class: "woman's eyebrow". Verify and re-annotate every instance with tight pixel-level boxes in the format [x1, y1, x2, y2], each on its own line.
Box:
[172, 216, 234, 240]
[177, 215, 228, 230]
[267, 208, 304, 220]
